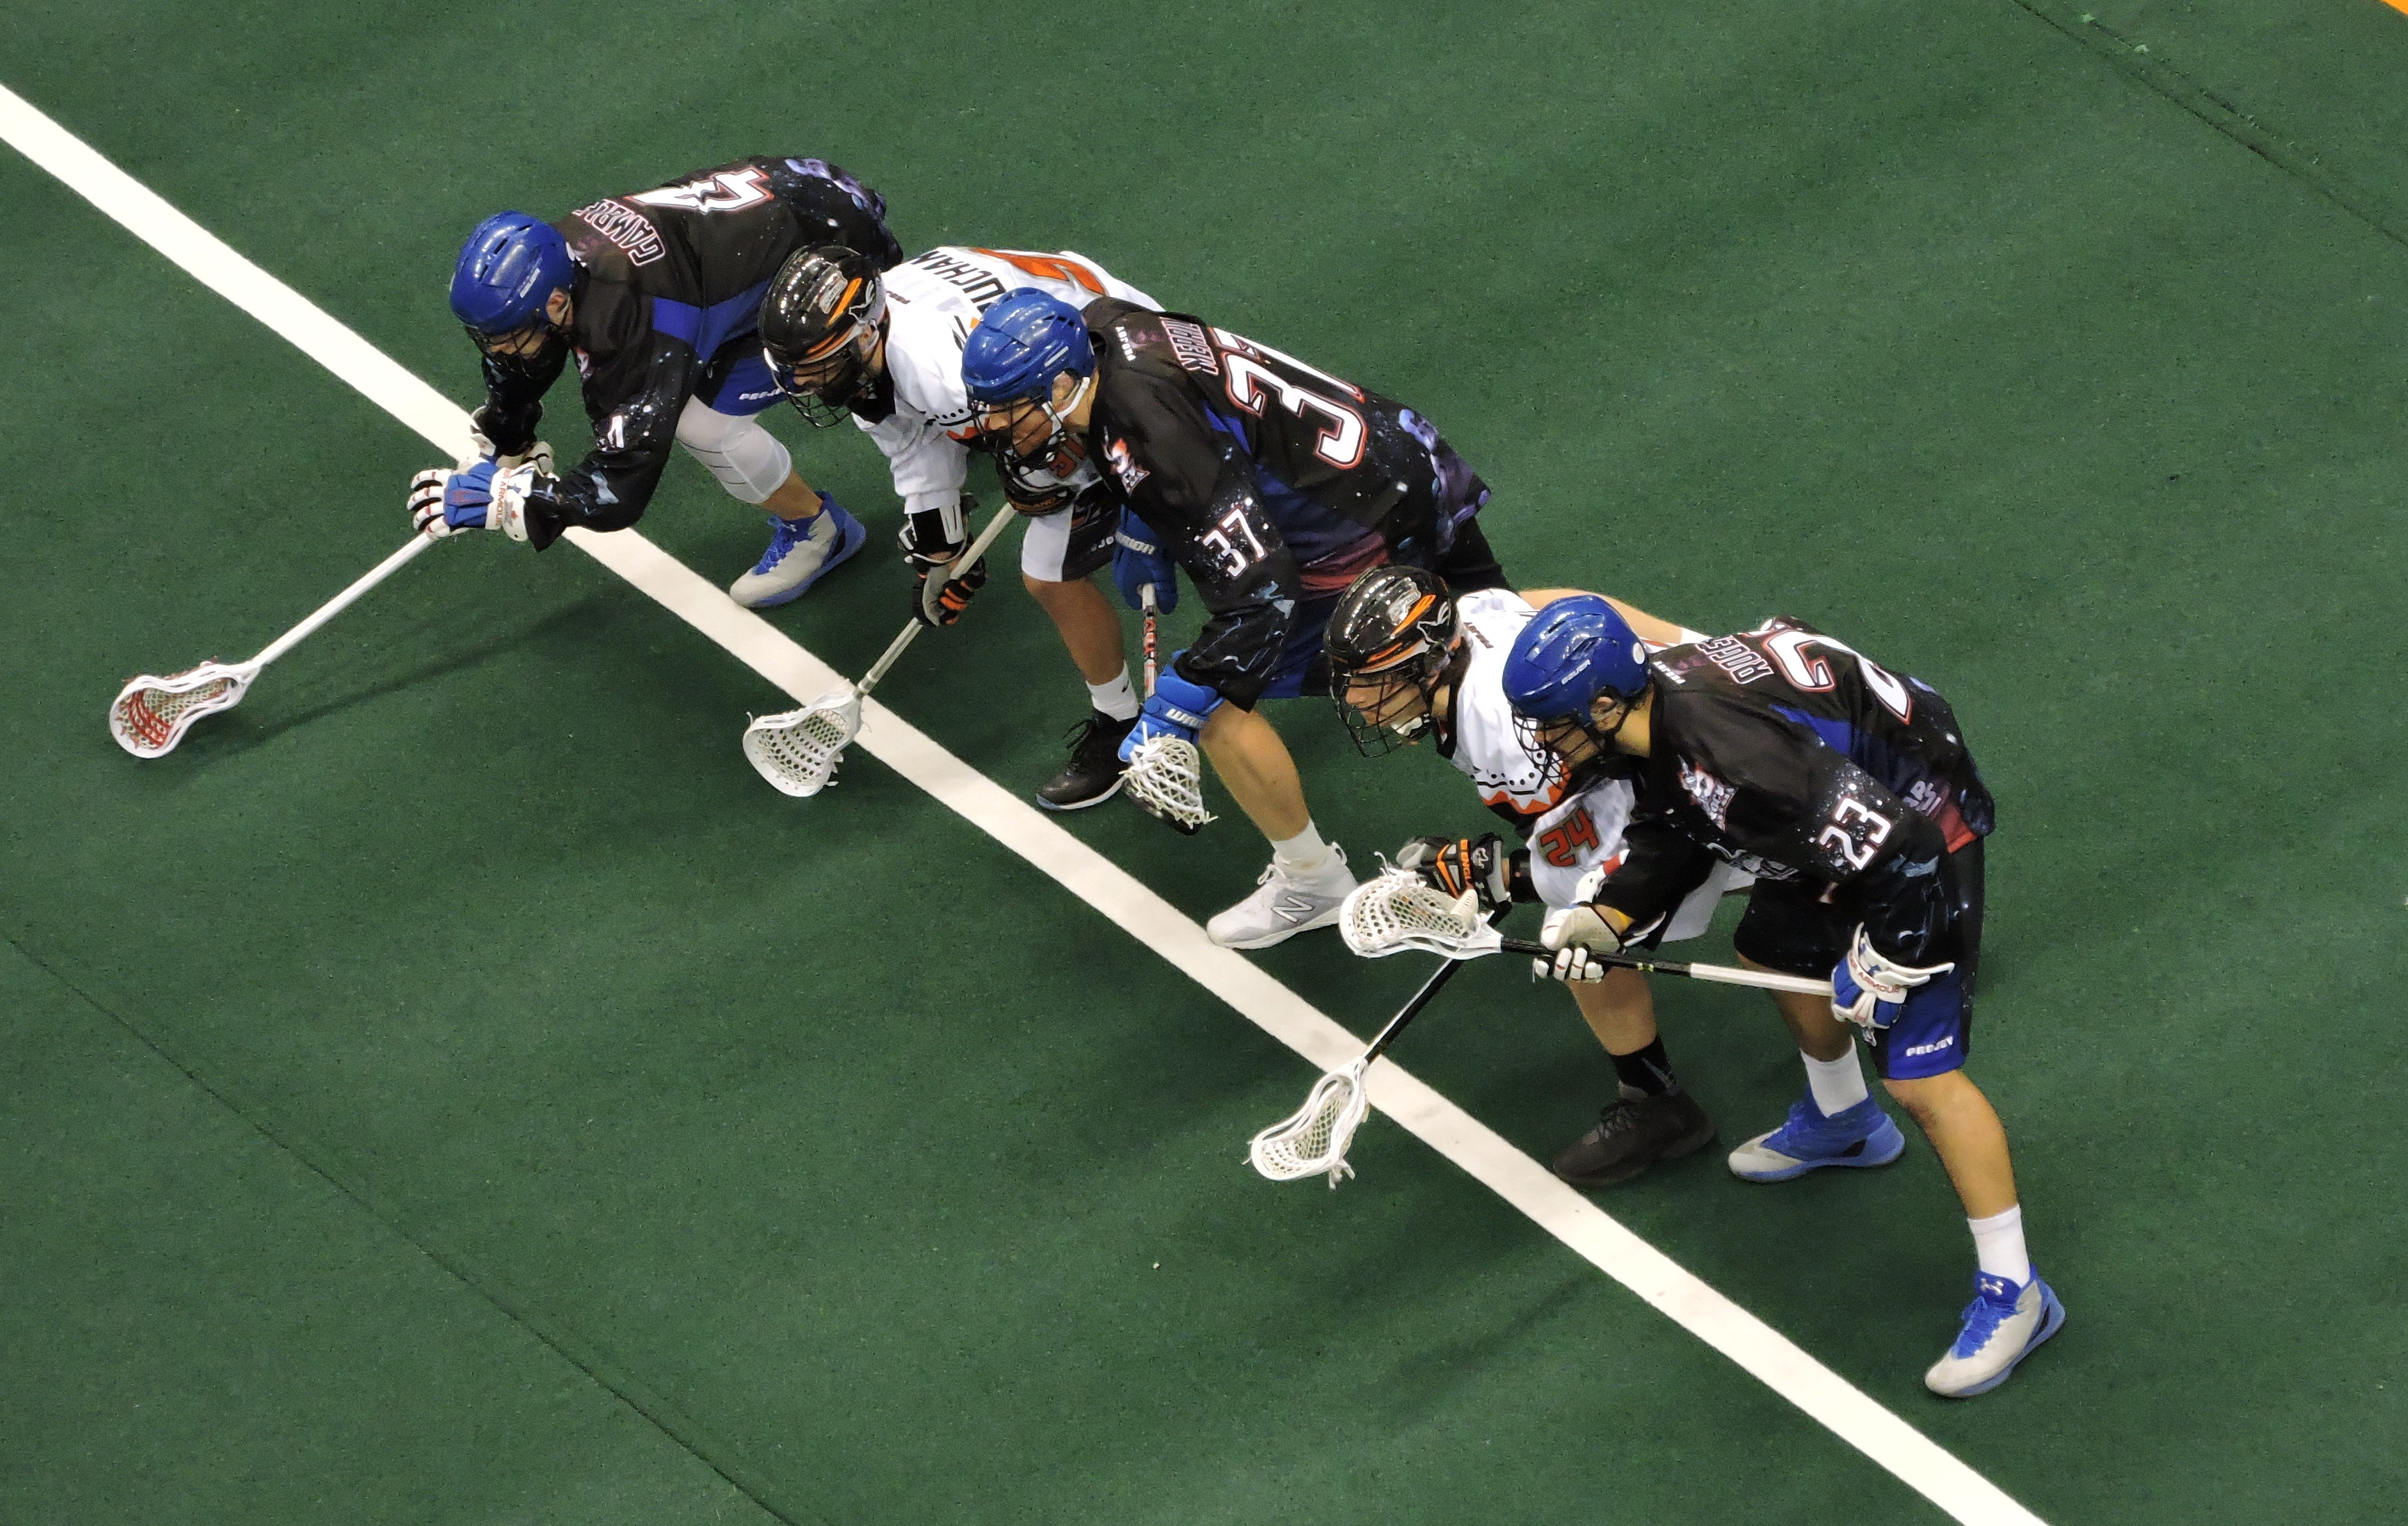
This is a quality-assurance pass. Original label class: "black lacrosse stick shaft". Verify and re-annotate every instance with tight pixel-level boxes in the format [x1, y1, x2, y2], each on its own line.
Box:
[1363, 905, 1514, 1064]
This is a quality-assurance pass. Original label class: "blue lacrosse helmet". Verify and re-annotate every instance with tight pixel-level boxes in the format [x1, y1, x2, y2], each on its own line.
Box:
[450, 211, 574, 338]
[1502, 596, 1652, 753]
[960, 288, 1094, 404]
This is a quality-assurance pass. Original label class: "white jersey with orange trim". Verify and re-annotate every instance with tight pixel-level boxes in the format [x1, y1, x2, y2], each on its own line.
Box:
[856, 246, 1159, 524]
[1438, 589, 1745, 930]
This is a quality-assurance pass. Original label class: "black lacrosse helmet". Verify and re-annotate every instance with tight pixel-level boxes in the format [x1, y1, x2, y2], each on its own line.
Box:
[760, 246, 886, 427]
[1326, 564, 1464, 755]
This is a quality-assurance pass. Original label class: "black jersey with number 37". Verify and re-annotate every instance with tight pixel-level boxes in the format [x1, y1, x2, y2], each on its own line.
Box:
[1076, 296, 1487, 706]
[1599, 617, 1995, 965]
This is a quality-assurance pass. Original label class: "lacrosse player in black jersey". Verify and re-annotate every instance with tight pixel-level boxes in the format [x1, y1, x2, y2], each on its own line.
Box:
[1502, 601, 2062, 1399]
[407, 157, 902, 608]
[959, 288, 1507, 947]
[1324, 569, 1751, 1186]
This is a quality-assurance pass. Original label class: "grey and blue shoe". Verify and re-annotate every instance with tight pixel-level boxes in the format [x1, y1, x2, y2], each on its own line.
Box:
[729, 498, 866, 608]
[1925, 1271, 2065, 1398]
[1727, 1093, 1905, 1182]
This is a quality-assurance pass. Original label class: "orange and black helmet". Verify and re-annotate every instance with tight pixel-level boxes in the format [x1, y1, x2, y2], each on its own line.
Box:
[760, 246, 887, 426]
[1326, 564, 1464, 755]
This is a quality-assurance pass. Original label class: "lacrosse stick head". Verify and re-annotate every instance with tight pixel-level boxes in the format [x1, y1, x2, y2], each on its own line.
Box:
[1338, 870, 1502, 961]
[1248, 1063, 1372, 1188]
[109, 662, 256, 758]
[1123, 735, 1214, 834]
[743, 688, 864, 797]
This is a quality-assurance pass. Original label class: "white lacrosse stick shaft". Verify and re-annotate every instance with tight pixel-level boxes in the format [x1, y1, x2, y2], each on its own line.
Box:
[740, 507, 1017, 795]
[110, 530, 439, 757]
[846, 505, 1017, 704]
[252, 531, 442, 669]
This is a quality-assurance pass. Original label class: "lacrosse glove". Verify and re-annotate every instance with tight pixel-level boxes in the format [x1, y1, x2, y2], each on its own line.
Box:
[1113, 509, 1178, 613]
[1119, 665, 1222, 761]
[408, 459, 544, 540]
[1831, 925, 1954, 1032]
[1396, 833, 1523, 910]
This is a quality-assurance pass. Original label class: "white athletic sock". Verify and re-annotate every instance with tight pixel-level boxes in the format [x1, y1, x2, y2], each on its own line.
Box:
[1087, 668, 1140, 722]
[1968, 1204, 2032, 1285]
[1803, 1043, 1871, 1115]
[1270, 821, 1336, 877]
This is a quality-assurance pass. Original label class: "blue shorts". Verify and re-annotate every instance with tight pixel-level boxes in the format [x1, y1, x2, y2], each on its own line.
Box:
[1730, 838, 1986, 1081]
[693, 339, 783, 417]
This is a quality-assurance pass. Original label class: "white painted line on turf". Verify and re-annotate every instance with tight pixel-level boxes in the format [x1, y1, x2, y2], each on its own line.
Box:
[1, 82, 2048, 1526]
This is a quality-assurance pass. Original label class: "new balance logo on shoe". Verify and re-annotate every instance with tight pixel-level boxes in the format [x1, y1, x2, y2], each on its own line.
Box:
[1273, 893, 1319, 922]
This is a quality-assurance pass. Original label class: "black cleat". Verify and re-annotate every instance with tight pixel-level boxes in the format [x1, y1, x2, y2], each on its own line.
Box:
[1551, 1086, 1717, 1188]
[1037, 710, 1140, 811]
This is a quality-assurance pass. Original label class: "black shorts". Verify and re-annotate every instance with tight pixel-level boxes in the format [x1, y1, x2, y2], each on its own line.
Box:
[1730, 839, 1986, 1080]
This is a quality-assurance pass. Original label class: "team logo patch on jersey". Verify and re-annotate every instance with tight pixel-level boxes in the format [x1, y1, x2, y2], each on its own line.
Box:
[1697, 635, 1774, 684]
[1106, 437, 1149, 493]
[572, 200, 666, 266]
[1161, 318, 1220, 375]
[1679, 758, 1735, 829]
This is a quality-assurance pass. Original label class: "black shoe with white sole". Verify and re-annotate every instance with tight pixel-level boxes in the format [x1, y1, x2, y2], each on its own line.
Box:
[1037, 710, 1140, 810]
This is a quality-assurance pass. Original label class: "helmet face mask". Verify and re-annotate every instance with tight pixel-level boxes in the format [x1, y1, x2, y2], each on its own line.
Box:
[973, 381, 1092, 484]
[1326, 565, 1462, 757]
[761, 246, 888, 428]
[960, 288, 1097, 480]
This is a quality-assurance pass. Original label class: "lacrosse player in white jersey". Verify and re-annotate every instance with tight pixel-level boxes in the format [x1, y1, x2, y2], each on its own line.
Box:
[758, 244, 1163, 809]
[1325, 566, 1749, 1187]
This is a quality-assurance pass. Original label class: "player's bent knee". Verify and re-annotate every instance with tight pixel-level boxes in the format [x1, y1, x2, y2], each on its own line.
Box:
[1880, 1069, 1967, 1123]
[675, 398, 793, 505]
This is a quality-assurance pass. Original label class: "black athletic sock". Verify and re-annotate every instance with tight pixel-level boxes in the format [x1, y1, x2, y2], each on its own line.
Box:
[1610, 1036, 1682, 1098]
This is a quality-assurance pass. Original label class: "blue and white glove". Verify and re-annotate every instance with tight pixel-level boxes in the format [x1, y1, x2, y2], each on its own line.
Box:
[1113, 508, 1178, 613]
[1118, 664, 1222, 762]
[407, 459, 544, 541]
[1831, 925, 1955, 1032]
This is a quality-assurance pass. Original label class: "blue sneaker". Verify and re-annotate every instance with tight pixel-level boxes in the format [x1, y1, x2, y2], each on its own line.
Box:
[1726, 1093, 1905, 1182]
[729, 500, 865, 608]
[1925, 1270, 2065, 1398]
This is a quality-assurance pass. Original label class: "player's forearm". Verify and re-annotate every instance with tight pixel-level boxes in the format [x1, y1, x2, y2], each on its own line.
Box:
[521, 452, 672, 548]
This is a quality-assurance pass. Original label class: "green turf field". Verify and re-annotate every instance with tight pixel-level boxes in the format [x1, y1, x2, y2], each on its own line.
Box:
[5, 2, 2407, 1520]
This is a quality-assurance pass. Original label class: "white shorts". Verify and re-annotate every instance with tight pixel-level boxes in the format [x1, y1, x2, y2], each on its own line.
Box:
[1018, 490, 1120, 583]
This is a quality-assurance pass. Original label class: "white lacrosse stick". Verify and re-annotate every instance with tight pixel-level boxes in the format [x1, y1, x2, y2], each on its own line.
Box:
[743, 506, 1016, 796]
[109, 530, 441, 758]
[1250, 903, 1505, 1188]
[1338, 869, 1833, 995]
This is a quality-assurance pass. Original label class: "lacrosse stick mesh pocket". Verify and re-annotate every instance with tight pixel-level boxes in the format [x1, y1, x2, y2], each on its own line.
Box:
[1124, 736, 1215, 831]
[743, 696, 861, 797]
[109, 666, 247, 757]
[1248, 1067, 1370, 1187]
[1339, 870, 1488, 958]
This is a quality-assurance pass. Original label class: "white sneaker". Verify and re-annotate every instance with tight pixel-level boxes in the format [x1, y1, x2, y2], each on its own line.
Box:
[1924, 1271, 2065, 1398]
[1206, 846, 1358, 949]
[729, 503, 865, 609]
